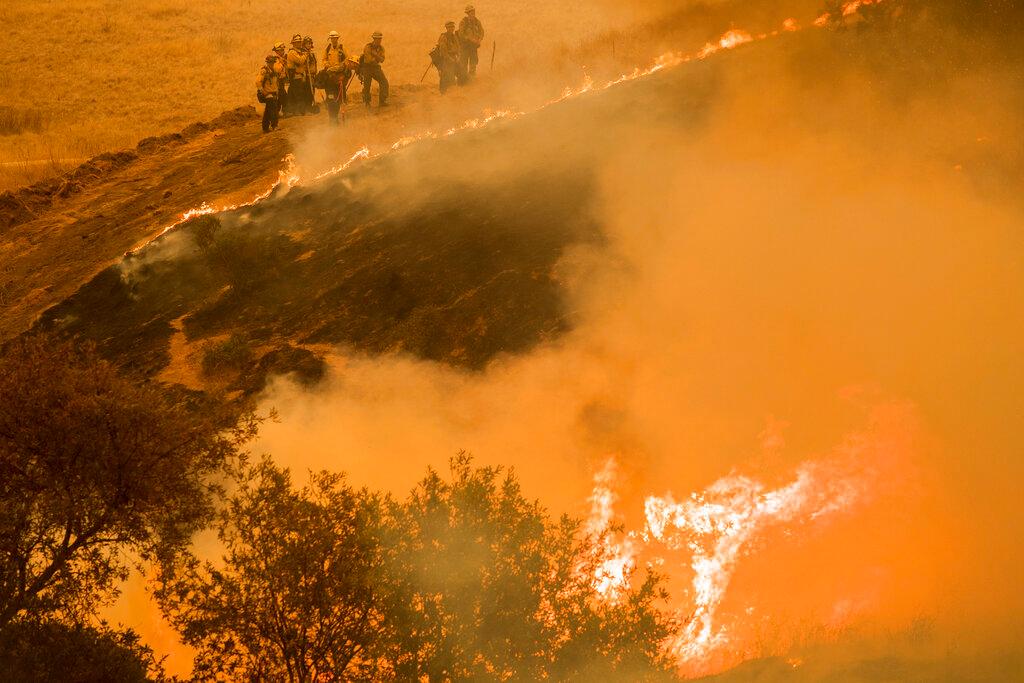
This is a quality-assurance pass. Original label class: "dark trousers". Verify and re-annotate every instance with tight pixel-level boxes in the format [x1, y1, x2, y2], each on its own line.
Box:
[261, 97, 280, 131]
[439, 63, 458, 93]
[288, 79, 312, 114]
[460, 43, 479, 78]
[361, 64, 388, 105]
[324, 72, 350, 123]
[439, 60, 466, 93]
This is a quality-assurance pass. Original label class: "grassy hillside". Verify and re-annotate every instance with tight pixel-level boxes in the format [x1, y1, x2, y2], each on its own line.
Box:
[0, 0, 630, 190]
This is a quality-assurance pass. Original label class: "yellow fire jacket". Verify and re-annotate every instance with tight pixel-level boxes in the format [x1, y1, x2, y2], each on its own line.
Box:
[437, 32, 461, 62]
[323, 43, 347, 70]
[362, 42, 385, 65]
[257, 65, 279, 96]
[459, 15, 484, 46]
[286, 47, 310, 80]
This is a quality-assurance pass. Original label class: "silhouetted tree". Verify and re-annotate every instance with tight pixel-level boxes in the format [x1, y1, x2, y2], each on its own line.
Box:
[0, 620, 164, 682]
[156, 458, 386, 682]
[0, 335, 255, 631]
[379, 455, 679, 682]
[157, 455, 679, 681]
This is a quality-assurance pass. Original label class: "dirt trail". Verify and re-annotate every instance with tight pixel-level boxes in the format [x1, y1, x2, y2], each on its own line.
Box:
[0, 74, 564, 345]
[0, 107, 303, 341]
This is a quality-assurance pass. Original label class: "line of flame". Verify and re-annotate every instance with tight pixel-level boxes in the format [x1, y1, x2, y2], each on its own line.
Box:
[585, 457, 636, 600]
[131, 2, 889, 256]
[124, 155, 300, 256]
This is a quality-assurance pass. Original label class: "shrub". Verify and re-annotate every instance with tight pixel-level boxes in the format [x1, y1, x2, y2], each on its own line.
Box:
[200, 333, 254, 376]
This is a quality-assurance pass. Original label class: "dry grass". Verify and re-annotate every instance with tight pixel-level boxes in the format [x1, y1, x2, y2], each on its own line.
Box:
[0, 107, 47, 136]
[0, 0, 633, 192]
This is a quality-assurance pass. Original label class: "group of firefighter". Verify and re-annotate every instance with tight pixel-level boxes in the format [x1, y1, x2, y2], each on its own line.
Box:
[256, 5, 485, 133]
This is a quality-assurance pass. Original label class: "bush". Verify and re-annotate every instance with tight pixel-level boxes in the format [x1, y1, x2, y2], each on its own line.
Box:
[0, 621, 163, 683]
[158, 455, 680, 681]
[201, 333, 254, 376]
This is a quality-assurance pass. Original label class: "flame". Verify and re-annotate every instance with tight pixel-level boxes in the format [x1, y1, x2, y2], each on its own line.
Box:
[581, 424, 894, 675]
[815, 0, 883, 27]
[645, 458, 865, 664]
[125, 155, 299, 255]
[585, 457, 636, 600]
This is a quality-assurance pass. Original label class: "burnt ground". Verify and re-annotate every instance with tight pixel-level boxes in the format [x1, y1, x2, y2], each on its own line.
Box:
[0, 107, 290, 338]
[0, 83, 441, 342]
[22, 9, 1019, 401]
[31, 55, 720, 395]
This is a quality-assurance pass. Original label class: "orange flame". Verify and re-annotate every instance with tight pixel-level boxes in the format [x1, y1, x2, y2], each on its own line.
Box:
[125, 155, 299, 255]
[583, 433, 891, 675]
[644, 458, 865, 664]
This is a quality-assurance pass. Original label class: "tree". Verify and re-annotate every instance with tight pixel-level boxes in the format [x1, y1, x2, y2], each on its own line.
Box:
[157, 455, 679, 681]
[380, 454, 679, 682]
[156, 458, 386, 682]
[0, 620, 164, 683]
[0, 335, 254, 631]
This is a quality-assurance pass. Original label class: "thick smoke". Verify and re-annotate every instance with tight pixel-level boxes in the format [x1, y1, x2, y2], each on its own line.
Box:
[250, 3, 1024, 675]
[98, 2, 1024, 677]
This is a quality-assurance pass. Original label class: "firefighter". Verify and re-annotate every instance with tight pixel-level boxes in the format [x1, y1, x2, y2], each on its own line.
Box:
[360, 31, 388, 107]
[436, 21, 464, 93]
[286, 34, 312, 115]
[458, 4, 484, 80]
[321, 30, 348, 124]
[304, 36, 318, 112]
[256, 54, 281, 133]
[272, 41, 290, 116]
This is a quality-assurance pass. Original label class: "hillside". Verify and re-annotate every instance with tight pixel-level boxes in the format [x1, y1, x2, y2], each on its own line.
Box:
[2, 1, 1024, 678]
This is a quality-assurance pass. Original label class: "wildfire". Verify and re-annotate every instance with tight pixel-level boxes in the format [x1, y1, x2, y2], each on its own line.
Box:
[125, 155, 299, 255]
[582, 416, 899, 676]
[585, 457, 636, 600]
[137, 4, 877, 255]
[644, 459, 864, 664]
[816, 0, 884, 27]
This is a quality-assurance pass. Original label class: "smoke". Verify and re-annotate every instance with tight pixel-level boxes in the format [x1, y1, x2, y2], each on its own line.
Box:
[90, 2, 1024, 677]
[245, 3, 1024, 674]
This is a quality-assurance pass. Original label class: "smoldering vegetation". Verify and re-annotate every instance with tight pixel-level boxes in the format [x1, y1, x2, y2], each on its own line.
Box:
[35, 45, 720, 387]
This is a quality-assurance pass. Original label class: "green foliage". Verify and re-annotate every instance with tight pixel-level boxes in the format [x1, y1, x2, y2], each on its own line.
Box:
[0, 620, 164, 682]
[156, 457, 386, 682]
[200, 333, 254, 377]
[0, 335, 257, 631]
[0, 335, 677, 679]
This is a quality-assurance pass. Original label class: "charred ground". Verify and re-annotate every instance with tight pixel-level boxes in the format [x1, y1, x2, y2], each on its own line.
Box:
[16, 5, 1024, 403]
[30, 55, 720, 394]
